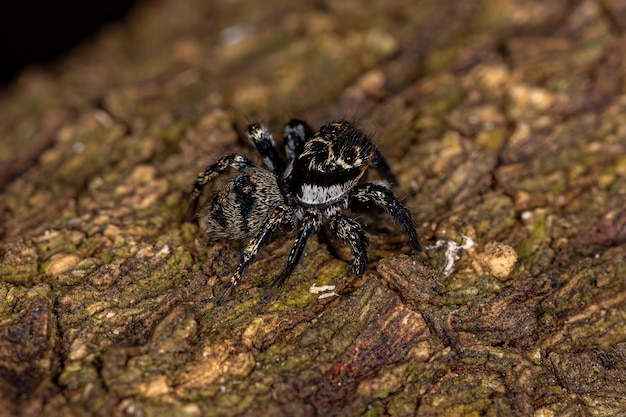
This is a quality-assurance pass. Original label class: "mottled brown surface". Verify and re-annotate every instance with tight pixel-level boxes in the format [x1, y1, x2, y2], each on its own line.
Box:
[2, 0, 626, 416]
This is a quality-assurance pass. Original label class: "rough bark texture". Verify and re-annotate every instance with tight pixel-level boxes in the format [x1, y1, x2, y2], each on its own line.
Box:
[2, 0, 626, 416]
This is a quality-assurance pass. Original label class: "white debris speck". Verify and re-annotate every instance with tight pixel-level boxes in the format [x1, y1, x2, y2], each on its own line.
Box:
[220, 24, 250, 46]
[426, 234, 474, 277]
[460, 235, 474, 250]
[72, 142, 85, 154]
[158, 245, 171, 256]
[94, 109, 113, 127]
[317, 292, 339, 300]
[309, 283, 336, 294]
[521, 210, 532, 221]
[309, 283, 339, 299]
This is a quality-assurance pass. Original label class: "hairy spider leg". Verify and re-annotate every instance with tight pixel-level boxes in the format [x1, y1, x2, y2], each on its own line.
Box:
[329, 214, 369, 275]
[348, 183, 422, 252]
[263, 211, 322, 303]
[216, 207, 286, 306]
[186, 154, 257, 221]
[283, 119, 313, 162]
[371, 148, 398, 185]
[247, 123, 284, 174]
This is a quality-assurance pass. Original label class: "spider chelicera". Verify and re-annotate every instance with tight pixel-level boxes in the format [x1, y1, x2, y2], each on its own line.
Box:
[186, 119, 422, 304]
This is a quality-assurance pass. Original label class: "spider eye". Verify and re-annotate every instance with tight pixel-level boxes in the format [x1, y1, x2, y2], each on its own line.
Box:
[343, 149, 357, 165]
[307, 141, 329, 159]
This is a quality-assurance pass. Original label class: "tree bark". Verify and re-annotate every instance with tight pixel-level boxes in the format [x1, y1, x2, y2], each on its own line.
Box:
[1, 0, 626, 416]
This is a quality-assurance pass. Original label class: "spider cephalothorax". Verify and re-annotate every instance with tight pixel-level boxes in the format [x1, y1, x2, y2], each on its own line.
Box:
[187, 119, 421, 304]
[285, 122, 374, 207]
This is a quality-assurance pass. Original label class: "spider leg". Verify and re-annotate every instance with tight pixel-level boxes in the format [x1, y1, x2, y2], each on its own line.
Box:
[348, 183, 422, 252]
[216, 206, 286, 306]
[247, 123, 284, 174]
[283, 119, 313, 162]
[186, 153, 256, 221]
[263, 211, 322, 302]
[371, 148, 398, 185]
[329, 214, 369, 276]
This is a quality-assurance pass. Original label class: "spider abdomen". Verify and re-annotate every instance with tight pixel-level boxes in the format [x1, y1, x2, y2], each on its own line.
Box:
[199, 167, 282, 240]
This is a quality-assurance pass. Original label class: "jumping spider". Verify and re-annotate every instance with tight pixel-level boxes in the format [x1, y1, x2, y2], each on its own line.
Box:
[187, 119, 422, 305]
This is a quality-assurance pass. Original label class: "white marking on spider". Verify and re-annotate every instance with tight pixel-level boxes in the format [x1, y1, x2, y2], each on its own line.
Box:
[298, 183, 349, 205]
[262, 157, 275, 171]
[282, 160, 294, 178]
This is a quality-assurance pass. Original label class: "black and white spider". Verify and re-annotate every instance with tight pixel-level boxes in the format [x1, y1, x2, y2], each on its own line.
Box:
[186, 119, 422, 304]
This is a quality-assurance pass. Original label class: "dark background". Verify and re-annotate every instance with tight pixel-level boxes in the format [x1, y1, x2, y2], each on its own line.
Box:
[0, 0, 137, 84]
